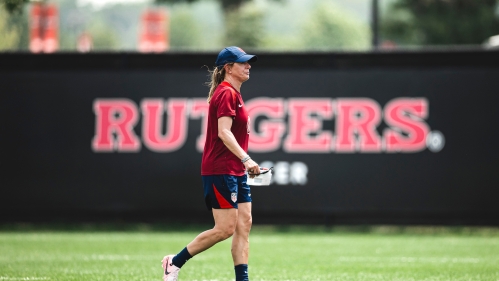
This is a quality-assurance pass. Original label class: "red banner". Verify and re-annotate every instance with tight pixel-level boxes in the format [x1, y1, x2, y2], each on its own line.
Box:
[29, 3, 59, 53]
[138, 8, 169, 53]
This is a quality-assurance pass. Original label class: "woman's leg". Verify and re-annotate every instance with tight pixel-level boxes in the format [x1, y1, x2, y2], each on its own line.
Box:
[231, 202, 252, 264]
[187, 208, 238, 255]
[231, 202, 252, 281]
[163, 208, 238, 281]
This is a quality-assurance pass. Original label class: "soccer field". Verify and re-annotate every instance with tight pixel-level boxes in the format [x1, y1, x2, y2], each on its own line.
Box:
[1, 225, 498, 281]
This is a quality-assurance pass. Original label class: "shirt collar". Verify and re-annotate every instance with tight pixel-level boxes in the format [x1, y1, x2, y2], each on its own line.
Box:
[220, 81, 240, 94]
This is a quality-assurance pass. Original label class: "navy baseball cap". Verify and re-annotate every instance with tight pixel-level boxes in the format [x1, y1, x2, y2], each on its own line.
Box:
[215, 46, 257, 68]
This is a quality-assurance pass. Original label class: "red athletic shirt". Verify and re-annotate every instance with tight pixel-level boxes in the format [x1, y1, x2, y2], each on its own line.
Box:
[201, 81, 250, 176]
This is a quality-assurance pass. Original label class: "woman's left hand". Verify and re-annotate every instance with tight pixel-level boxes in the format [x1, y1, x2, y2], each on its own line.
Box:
[244, 159, 260, 178]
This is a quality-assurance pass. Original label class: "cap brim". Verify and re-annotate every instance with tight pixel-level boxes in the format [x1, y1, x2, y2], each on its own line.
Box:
[235, 54, 257, 63]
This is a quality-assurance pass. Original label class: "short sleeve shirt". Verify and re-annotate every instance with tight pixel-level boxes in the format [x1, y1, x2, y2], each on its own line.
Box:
[201, 81, 250, 176]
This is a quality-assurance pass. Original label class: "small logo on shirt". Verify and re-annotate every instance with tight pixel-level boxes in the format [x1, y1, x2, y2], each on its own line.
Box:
[231, 193, 237, 203]
[238, 104, 243, 107]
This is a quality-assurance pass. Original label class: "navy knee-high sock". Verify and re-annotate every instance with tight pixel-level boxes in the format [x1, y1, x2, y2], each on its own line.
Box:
[171, 247, 192, 268]
[235, 264, 249, 281]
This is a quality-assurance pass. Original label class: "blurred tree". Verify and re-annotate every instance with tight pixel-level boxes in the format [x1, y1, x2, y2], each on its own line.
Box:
[169, 5, 202, 49]
[156, 0, 278, 48]
[156, 0, 250, 13]
[301, 2, 370, 50]
[0, 9, 20, 50]
[99, 3, 146, 50]
[87, 20, 120, 50]
[382, 0, 499, 46]
[224, 2, 264, 47]
[0, 0, 30, 14]
[58, 0, 86, 51]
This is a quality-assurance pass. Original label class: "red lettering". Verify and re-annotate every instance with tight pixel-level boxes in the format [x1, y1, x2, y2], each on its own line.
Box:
[141, 98, 188, 152]
[383, 98, 430, 152]
[92, 99, 141, 152]
[284, 98, 333, 153]
[246, 98, 286, 152]
[92, 97, 438, 154]
[335, 98, 382, 152]
[190, 98, 209, 152]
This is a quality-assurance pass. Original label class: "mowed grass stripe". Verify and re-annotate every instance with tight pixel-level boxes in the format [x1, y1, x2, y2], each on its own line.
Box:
[0, 229, 498, 281]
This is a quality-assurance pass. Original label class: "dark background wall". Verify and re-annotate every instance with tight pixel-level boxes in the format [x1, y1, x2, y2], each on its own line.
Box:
[1, 50, 499, 225]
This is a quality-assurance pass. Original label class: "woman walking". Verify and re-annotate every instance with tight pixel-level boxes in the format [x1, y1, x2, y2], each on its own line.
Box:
[162, 46, 260, 281]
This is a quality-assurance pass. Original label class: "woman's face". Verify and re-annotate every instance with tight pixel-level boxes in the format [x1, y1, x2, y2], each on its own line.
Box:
[227, 62, 251, 83]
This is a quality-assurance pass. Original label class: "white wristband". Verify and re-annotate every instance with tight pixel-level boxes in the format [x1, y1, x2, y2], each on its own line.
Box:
[241, 155, 251, 163]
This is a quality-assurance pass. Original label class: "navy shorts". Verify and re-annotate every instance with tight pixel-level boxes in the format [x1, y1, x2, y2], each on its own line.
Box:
[202, 174, 252, 210]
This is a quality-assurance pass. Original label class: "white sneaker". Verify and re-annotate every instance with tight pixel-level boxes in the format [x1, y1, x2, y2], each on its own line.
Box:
[162, 254, 180, 281]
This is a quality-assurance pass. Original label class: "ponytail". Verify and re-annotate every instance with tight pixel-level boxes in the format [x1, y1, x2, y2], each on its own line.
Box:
[206, 63, 233, 103]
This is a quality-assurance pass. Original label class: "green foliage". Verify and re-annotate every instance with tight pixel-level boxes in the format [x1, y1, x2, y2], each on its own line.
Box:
[169, 5, 202, 49]
[155, 0, 251, 12]
[300, 1, 370, 50]
[87, 20, 121, 50]
[0, 9, 20, 50]
[8, 6, 28, 50]
[155, 0, 199, 5]
[382, 0, 499, 46]
[0, 0, 29, 14]
[224, 2, 264, 48]
[92, 3, 145, 50]
[218, 0, 250, 12]
[157, 0, 268, 48]
[57, 0, 86, 51]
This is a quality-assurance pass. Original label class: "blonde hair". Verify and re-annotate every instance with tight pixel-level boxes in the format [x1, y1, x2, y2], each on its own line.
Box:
[206, 63, 233, 103]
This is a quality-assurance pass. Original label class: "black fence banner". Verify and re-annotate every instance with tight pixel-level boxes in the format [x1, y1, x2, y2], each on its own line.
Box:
[1, 51, 498, 224]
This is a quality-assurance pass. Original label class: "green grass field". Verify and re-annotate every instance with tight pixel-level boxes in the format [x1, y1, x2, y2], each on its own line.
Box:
[1, 225, 499, 281]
